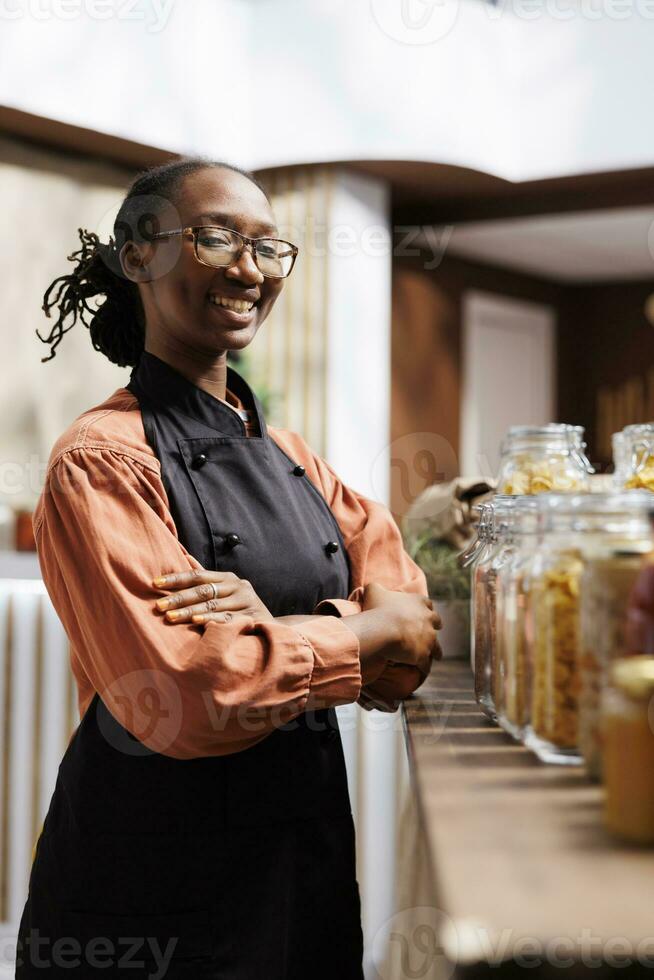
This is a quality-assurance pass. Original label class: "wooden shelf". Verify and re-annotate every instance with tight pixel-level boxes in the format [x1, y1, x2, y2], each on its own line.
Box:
[402, 660, 654, 976]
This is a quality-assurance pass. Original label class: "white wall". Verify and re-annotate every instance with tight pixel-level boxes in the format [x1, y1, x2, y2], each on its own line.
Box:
[324, 171, 398, 979]
[0, 137, 131, 513]
[1, 0, 654, 180]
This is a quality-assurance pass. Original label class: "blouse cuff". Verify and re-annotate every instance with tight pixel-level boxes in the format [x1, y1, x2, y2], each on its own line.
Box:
[293, 615, 362, 708]
[312, 597, 362, 618]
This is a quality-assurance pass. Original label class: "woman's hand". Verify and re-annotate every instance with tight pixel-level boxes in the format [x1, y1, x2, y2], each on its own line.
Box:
[361, 582, 442, 675]
[152, 569, 274, 625]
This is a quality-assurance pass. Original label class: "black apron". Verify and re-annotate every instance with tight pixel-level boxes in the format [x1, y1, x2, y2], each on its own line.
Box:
[16, 350, 365, 979]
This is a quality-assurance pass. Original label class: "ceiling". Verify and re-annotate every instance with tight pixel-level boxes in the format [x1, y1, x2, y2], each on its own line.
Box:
[441, 206, 654, 284]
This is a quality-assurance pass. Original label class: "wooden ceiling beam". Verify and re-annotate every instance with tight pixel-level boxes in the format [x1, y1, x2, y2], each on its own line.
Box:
[0, 105, 175, 171]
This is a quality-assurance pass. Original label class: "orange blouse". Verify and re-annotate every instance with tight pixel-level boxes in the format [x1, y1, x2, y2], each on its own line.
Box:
[33, 382, 431, 760]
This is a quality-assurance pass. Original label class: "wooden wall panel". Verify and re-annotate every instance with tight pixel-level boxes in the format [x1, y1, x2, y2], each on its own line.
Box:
[558, 280, 654, 468]
[390, 254, 562, 518]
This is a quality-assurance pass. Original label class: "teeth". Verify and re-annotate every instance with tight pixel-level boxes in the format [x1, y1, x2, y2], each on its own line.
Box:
[209, 295, 255, 313]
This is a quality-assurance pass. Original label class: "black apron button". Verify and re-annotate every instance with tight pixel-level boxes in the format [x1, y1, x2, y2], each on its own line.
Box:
[325, 541, 339, 554]
[293, 464, 306, 476]
[224, 532, 241, 549]
[192, 453, 208, 469]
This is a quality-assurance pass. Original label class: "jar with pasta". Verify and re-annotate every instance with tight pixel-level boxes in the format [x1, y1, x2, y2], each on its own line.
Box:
[462, 502, 493, 678]
[618, 423, 654, 491]
[578, 491, 654, 780]
[495, 497, 540, 741]
[497, 424, 594, 496]
[525, 494, 585, 764]
[473, 497, 516, 721]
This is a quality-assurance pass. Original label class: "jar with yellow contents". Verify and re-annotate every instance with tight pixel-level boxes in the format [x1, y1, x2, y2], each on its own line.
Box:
[617, 423, 654, 491]
[497, 424, 594, 496]
[578, 492, 654, 780]
[525, 494, 586, 764]
[495, 497, 540, 741]
[602, 656, 654, 844]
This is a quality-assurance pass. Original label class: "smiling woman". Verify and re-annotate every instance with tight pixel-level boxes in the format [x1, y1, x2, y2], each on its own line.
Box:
[38, 159, 282, 368]
[20, 157, 441, 979]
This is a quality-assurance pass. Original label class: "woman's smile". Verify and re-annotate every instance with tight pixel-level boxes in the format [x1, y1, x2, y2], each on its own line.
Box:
[207, 289, 260, 327]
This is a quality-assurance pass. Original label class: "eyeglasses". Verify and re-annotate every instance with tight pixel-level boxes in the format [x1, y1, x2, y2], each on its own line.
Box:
[150, 225, 299, 279]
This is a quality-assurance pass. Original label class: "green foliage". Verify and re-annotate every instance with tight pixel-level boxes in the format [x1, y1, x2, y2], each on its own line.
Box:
[404, 530, 471, 601]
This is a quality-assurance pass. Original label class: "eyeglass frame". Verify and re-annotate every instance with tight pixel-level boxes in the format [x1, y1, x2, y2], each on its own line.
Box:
[148, 224, 299, 279]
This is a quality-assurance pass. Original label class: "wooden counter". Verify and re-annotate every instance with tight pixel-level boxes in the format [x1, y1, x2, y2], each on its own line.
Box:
[399, 659, 654, 978]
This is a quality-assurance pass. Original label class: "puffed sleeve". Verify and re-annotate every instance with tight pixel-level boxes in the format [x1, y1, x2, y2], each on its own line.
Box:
[303, 446, 434, 712]
[33, 447, 362, 759]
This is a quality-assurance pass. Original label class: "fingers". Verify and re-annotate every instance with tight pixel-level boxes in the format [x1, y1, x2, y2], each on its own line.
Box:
[191, 610, 257, 626]
[159, 596, 250, 623]
[423, 597, 443, 630]
[153, 574, 239, 619]
[196, 610, 235, 624]
[152, 569, 237, 591]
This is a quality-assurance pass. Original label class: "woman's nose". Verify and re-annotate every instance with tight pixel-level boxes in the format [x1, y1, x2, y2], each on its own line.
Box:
[225, 245, 264, 285]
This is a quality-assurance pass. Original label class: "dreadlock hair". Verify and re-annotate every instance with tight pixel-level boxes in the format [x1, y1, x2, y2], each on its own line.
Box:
[37, 158, 270, 367]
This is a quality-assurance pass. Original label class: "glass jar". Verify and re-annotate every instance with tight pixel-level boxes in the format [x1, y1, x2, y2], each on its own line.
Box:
[462, 501, 493, 678]
[473, 497, 516, 721]
[525, 494, 585, 764]
[617, 423, 654, 491]
[602, 656, 654, 844]
[578, 492, 654, 780]
[611, 430, 628, 489]
[497, 424, 594, 495]
[495, 497, 541, 741]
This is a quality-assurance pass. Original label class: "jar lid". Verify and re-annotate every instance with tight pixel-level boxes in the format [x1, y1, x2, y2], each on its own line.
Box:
[505, 423, 584, 438]
[491, 494, 540, 536]
[610, 656, 654, 700]
[492, 494, 517, 513]
[622, 422, 654, 437]
[612, 431, 626, 462]
[500, 423, 585, 451]
[537, 490, 654, 514]
[536, 490, 654, 533]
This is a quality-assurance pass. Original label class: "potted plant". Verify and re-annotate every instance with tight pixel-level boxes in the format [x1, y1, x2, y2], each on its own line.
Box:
[404, 530, 471, 660]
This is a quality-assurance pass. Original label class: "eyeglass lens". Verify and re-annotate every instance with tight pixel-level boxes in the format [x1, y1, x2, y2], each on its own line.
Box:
[196, 228, 295, 278]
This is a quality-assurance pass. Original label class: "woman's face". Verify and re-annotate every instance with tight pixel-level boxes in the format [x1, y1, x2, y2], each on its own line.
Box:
[123, 167, 285, 356]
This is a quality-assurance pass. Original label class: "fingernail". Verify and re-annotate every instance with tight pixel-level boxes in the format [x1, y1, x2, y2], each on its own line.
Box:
[156, 599, 170, 610]
[166, 610, 180, 620]
[153, 577, 167, 587]
[192, 614, 206, 623]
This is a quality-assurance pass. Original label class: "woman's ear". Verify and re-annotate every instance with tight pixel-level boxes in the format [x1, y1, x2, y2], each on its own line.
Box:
[119, 240, 156, 283]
